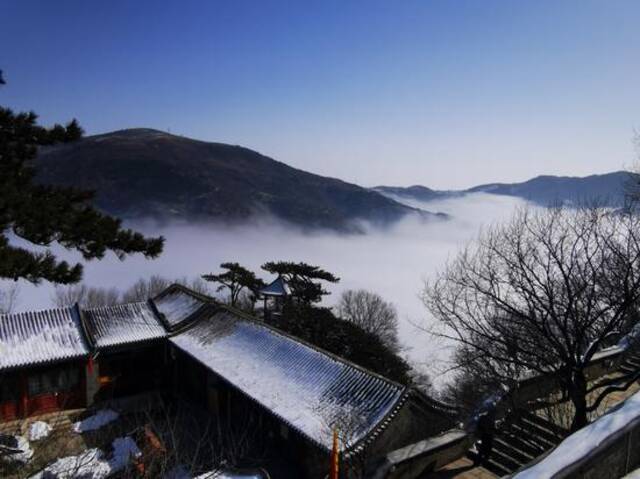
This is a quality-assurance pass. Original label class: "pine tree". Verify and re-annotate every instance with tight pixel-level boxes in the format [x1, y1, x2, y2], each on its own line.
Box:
[0, 97, 164, 284]
[261, 261, 339, 304]
[202, 262, 265, 307]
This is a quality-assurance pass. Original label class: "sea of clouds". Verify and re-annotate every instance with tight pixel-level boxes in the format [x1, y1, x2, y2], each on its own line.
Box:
[3, 192, 529, 388]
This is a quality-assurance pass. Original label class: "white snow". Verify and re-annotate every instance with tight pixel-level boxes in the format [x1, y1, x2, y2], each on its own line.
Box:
[623, 468, 640, 478]
[84, 302, 166, 348]
[171, 315, 402, 450]
[154, 290, 203, 327]
[29, 421, 52, 441]
[72, 409, 119, 433]
[1, 435, 33, 464]
[0, 307, 89, 370]
[618, 322, 640, 350]
[514, 390, 640, 479]
[164, 466, 262, 479]
[29, 436, 141, 479]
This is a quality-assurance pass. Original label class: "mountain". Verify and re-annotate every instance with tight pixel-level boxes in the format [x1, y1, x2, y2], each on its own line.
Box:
[375, 171, 634, 207]
[372, 185, 455, 203]
[35, 129, 445, 232]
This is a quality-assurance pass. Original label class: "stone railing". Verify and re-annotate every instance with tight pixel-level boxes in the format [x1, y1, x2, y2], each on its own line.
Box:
[508, 389, 640, 479]
[367, 428, 472, 479]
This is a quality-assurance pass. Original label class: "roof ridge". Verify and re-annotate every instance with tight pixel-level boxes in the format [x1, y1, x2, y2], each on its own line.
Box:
[153, 282, 405, 390]
[83, 301, 149, 312]
[0, 304, 75, 318]
[213, 303, 406, 391]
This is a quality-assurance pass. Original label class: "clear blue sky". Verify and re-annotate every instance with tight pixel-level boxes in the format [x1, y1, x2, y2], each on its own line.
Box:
[2, 0, 639, 188]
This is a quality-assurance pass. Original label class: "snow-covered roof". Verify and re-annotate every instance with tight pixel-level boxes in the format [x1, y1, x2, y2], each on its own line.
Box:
[259, 276, 291, 297]
[170, 309, 406, 452]
[0, 306, 89, 371]
[83, 302, 167, 349]
[152, 285, 209, 331]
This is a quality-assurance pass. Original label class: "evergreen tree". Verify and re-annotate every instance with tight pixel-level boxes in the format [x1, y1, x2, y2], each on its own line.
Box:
[0, 89, 163, 284]
[261, 261, 339, 304]
[202, 262, 265, 307]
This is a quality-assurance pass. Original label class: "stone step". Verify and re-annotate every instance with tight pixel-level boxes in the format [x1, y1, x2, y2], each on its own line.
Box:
[494, 437, 535, 464]
[499, 431, 547, 457]
[0, 409, 82, 436]
[623, 358, 640, 369]
[509, 422, 557, 450]
[484, 456, 514, 477]
[468, 449, 511, 477]
[490, 444, 524, 471]
[520, 411, 568, 438]
[518, 416, 565, 444]
[512, 417, 562, 447]
[619, 364, 637, 376]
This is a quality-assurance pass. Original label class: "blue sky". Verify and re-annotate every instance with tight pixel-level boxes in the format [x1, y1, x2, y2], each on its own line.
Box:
[1, 0, 639, 188]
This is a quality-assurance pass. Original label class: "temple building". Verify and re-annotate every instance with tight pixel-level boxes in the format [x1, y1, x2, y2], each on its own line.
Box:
[0, 284, 456, 476]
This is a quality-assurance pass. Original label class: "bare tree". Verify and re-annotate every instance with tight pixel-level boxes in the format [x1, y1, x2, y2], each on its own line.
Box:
[121, 275, 172, 303]
[122, 276, 210, 303]
[53, 284, 120, 308]
[338, 289, 400, 352]
[0, 283, 19, 313]
[175, 276, 211, 297]
[424, 206, 640, 431]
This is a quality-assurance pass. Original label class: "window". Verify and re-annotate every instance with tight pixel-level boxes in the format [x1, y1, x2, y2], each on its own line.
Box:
[0, 376, 18, 402]
[27, 366, 80, 396]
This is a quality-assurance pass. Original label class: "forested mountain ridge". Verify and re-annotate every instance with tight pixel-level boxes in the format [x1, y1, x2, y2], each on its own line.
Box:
[375, 171, 633, 207]
[35, 128, 445, 232]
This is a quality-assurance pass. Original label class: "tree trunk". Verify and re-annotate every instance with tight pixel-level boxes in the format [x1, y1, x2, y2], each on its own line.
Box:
[568, 370, 588, 432]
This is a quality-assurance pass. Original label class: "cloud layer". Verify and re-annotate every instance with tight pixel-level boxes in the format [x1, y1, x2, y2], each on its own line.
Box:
[3, 193, 528, 388]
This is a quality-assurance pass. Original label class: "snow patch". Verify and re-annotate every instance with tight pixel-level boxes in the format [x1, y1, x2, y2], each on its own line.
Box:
[164, 466, 262, 479]
[29, 421, 52, 441]
[72, 409, 119, 433]
[514, 390, 640, 479]
[30, 436, 140, 479]
[0, 435, 33, 464]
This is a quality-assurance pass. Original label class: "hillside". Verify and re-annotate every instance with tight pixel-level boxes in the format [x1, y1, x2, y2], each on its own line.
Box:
[376, 171, 633, 207]
[372, 185, 454, 202]
[35, 129, 444, 232]
[467, 171, 632, 206]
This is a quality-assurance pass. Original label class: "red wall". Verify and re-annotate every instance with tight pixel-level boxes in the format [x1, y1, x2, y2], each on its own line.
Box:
[0, 361, 86, 422]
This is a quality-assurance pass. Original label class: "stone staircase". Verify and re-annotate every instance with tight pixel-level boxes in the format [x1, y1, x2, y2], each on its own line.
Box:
[0, 409, 82, 436]
[470, 410, 569, 477]
[618, 352, 640, 378]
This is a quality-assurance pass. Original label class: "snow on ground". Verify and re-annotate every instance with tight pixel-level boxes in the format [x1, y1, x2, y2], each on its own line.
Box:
[0, 435, 33, 464]
[624, 468, 640, 478]
[514, 390, 640, 478]
[29, 421, 52, 441]
[165, 466, 263, 479]
[30, 436, 140, 479]
[72, 409, 119, 433]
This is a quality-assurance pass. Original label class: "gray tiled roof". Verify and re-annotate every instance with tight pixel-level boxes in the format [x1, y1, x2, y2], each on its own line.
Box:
[170, 308, 406, 452]
[0, 306, 89, 371]
[83, 302, 167, 349]
[152, 286, 209, 331]
[259, 276, 291, 297]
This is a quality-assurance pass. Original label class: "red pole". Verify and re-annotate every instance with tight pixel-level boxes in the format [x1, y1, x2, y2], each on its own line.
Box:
[330, 429, 339, 479]
[20, 371, 28, 418]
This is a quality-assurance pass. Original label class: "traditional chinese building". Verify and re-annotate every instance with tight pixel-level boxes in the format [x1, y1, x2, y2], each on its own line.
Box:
[0, 284, 456, 476]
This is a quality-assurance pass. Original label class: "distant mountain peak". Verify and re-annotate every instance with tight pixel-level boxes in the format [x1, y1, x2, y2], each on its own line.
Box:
[35, 129, 447, 232]
[375, 171, 633, 207]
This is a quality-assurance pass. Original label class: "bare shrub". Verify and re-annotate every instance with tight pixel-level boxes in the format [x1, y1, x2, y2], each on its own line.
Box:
[0, 283, 19, 313]
[53, 284, 120, 308]
[424, 206, 640, 431]
[338, 289, 400, 352]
